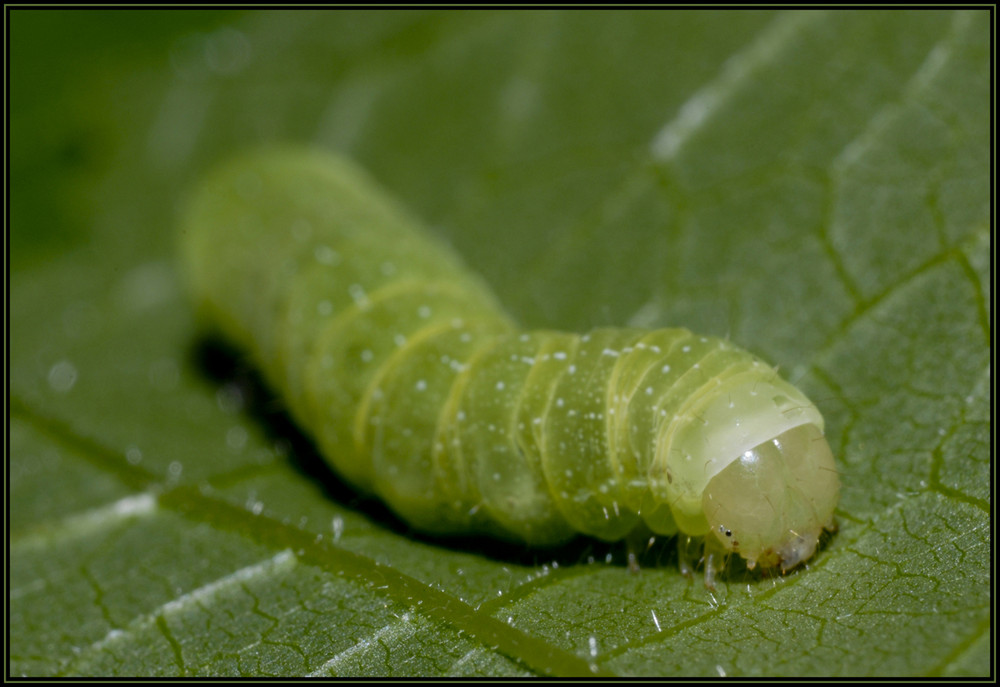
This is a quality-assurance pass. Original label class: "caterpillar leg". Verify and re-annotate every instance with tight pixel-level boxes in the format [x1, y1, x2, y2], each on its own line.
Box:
[702, 537, 734, 590]
[624, 527, 657, 574]
[676, 535, 730, 589]
[676, 535, 699, 580]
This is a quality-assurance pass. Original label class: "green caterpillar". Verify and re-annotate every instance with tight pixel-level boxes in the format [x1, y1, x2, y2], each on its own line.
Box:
[180, 148, 840, 583]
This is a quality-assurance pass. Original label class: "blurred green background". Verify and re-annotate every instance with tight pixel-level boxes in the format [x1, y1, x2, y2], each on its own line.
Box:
[9, 9, 990, 677]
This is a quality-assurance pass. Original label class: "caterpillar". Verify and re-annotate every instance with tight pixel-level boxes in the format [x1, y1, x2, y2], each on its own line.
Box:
[179, 147, 840, 584]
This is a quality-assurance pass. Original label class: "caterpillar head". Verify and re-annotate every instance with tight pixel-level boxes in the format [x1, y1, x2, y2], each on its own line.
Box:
[701, 422, 839, 571]
[657, 370, 840, 573]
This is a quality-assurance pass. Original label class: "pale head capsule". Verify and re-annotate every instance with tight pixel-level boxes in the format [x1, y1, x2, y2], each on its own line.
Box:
[703, 422, 839, 571]
[652, 370, 840, 572]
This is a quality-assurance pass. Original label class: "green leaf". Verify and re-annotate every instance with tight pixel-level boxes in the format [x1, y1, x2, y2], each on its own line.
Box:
[10, 9, 989, 677]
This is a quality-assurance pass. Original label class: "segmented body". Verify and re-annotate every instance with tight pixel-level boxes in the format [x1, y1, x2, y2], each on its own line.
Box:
[180, 149, 839, 578]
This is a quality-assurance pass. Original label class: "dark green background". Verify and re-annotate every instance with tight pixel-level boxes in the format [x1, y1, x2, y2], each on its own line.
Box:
[10, 9, 990, 677]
